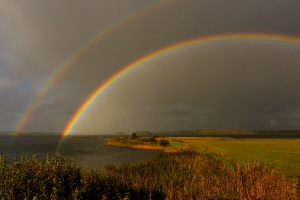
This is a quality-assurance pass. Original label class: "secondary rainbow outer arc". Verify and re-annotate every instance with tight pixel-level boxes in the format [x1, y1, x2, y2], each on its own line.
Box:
[62, 32, 300, 137]
[12, 0, 170, 134]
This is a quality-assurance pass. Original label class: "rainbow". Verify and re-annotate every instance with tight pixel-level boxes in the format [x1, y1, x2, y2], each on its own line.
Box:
[13, 0, 170, 134]
[62, 33, 300, 137]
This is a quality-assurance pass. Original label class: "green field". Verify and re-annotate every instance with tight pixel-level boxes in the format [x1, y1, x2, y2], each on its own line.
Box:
[180, 137, 300, 177]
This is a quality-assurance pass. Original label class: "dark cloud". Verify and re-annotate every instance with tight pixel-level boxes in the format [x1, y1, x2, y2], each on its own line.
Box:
[1, 0, 300, 133]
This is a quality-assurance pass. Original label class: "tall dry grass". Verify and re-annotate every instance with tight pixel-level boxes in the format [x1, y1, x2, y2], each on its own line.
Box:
[0, 151, 298, 199]
[96, 150, 298, 199]
[0, 154, 81, 199]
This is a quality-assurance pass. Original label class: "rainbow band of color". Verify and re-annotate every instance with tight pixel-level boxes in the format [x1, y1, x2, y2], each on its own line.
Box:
[13, 0, 170, 134]
[62, 33, 300, 137]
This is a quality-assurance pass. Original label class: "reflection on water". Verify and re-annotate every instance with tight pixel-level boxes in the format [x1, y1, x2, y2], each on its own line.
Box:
[0, 135, 163, 169]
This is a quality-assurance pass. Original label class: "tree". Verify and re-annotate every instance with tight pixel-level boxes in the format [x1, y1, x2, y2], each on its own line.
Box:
[159, 139, 170, 146]
[149, 136, 157, 142]
[131, 132, 137, 139]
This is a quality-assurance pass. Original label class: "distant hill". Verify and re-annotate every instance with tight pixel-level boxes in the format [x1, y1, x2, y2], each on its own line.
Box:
[0, 131, 23, 135]
[24, 132, 61, 135]
[114, 132, 128, 136]
[193, 129, 256, 135]
[132, 131, 153, 137]
[253, 130, 300, 134]
[0, 132, 62, 135]
[156, 129, 256, 136]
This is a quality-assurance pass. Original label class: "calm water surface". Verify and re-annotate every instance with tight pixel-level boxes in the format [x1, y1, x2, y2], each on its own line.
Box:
[1, 132, 299, 169]
[0, 135, 162, 169]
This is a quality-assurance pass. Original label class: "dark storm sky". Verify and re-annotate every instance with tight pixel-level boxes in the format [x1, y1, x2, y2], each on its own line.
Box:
[1, 0, 300, 133]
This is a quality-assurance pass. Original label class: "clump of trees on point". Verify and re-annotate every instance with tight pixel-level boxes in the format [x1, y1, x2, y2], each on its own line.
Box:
[159, 139, 170, 146]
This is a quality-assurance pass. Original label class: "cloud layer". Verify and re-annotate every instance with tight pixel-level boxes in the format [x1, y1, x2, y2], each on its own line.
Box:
[1, 0, 300, 133]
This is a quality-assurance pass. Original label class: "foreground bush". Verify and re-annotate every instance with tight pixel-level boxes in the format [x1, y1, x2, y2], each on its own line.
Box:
[0, 151, 298, 199]
[159, 139, 170, 146]
[0, 154, 81, 199]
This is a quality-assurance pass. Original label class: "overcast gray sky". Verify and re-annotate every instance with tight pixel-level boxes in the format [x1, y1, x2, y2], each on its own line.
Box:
[1, 0, 300, 134]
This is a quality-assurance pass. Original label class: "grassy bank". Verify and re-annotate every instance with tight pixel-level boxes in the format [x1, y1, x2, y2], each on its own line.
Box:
[0, 151, 298, 199]
[109, 136, 300, 177]
[107, 136, 300, 197]
[179, 137, 300, 177]
[106, 136, 190, 152]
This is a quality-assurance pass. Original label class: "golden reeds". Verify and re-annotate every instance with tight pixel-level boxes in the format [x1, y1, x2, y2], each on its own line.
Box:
[0, 150, 298, 199]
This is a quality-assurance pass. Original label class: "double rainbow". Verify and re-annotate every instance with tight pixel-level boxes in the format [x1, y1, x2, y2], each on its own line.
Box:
[62, 33, 300, 138]
[13, 0, 170, 134]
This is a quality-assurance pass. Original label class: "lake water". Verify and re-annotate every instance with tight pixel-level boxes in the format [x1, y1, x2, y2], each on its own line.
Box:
[1, 132, 299, 170]
[0, 135, 163, 170]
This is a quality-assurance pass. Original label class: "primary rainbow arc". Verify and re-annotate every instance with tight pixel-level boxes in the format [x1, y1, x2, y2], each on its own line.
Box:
[12, 0, 169, 134]
[62, 32, 300, 137]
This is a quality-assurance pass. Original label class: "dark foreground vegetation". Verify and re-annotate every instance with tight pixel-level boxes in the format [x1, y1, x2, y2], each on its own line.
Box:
[0, 151, 299, 200]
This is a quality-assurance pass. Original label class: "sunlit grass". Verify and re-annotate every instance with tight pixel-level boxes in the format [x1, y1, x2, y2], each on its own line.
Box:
[107, 137, 191, 153]
[108, 136, 300, 176]
[168, 140, 189, 148]
[133, 144, 164, 150]
[179, 137, 300, 177]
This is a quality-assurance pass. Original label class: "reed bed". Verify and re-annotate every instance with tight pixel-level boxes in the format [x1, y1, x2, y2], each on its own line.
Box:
[0, 154, 81, 199]
[0, 151, 298, 199]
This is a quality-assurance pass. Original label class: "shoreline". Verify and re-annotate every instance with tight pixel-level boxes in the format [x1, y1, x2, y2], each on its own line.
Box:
[106, 136, 300, 177]
[106, 137, 191, 152]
